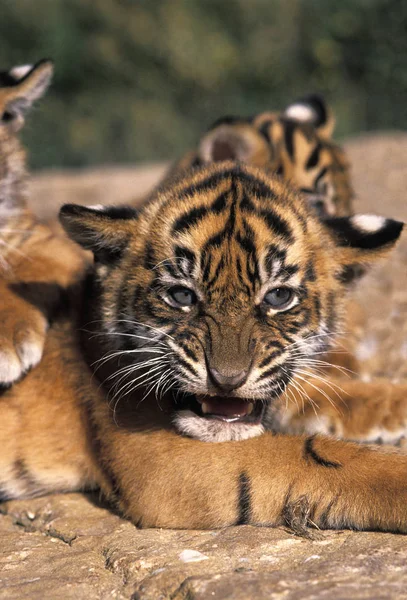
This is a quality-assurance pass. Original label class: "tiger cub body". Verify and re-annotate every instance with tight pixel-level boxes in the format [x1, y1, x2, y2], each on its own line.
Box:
[2, 162, 407, 533]
[0, 60, 88, 385]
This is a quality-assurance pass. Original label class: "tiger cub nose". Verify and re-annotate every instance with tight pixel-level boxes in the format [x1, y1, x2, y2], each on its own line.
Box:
[209, 367, 248, 392]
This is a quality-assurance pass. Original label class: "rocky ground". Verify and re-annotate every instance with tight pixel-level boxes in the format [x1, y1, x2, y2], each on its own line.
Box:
[2, 132, 407, 599]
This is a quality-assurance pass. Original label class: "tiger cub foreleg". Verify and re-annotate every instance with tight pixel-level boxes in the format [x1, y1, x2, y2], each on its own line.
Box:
[277, 378, 407, 446]
[0, 223, 88, 385]
[94, 410, 407, 531]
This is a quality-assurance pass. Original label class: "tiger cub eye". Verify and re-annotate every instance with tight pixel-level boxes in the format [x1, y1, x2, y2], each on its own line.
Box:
[169, 286, 197, 307]
[264, 287, 293, 309]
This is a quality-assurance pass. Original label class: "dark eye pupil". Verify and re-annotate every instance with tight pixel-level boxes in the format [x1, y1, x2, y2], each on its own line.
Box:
[264, 288, 292, 308]
[170, 287, 197, 306]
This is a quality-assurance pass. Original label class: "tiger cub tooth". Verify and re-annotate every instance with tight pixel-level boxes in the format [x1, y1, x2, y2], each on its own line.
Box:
[202, 402, 210, 414]
[246, 402, 254, 415]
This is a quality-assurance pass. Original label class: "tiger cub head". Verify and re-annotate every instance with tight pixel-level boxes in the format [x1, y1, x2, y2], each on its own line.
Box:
[0, 59, 53, 214]
[175, 95, 352, 219]
[61, 163, 402, 443]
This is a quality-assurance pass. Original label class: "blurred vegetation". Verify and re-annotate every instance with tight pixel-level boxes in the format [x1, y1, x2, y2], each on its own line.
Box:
[1, 0, 406, 169]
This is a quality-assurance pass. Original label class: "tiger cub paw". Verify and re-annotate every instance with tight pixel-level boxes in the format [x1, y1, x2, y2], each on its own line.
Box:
[0, 309, 47, 385]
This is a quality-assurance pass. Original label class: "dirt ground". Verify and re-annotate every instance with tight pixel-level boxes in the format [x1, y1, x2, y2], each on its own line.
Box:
[2, 132, 407, 599]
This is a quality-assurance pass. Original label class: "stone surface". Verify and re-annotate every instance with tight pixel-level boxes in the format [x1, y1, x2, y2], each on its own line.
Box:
[2, 132, 407, 599]
[2, 494, 407, 599]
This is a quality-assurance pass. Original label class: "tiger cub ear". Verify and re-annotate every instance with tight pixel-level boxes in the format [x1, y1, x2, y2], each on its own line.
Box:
[198, 117, 268, 164]
[0, 59, 54, 131]
[59, 204, 138, 264]
[283, 94, 335, 139]
[323, 214, 404, 283]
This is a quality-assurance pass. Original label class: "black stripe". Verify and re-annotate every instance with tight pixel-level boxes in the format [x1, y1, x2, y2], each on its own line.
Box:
[304, 435, 341, 468]
[143, 300, 173, 324]
[325, 291, 336, 333]
[203, 229, 226, 252]
[336, 264, 365, 284]
[294, 308, 311, 329]
[206, 256, 225, 289]
[258, 350, 283, 369]
[176, 356, 200, 378]
[265, 340, 284, 351]
[258, 120, 272, 144]
[240, 193, 256, 212]
[174, 246, 196, 276]
[260, 210, 293, 241]
[280, 264, 300, 281]
[144, 242, 156, 270]
[265, 245, 287, 277]
[300, 186, 316, 194]
[258, 364, 281, 381]
[314, 167, 328, 188]
[178, 341, 198, 363]
[201, 255, 212, 283]
[103, 206, 138, 220]
[236, 472, 252, 525]
[82, 398, 122, 510]
[305, 261, 316, 282]
[313, 295, 321, 322]
[176, 167, 277, 202]
[172, 205, 209, 234]
[162, 260, 178, 278]
[319, 493, 341, 529]
[306, 144, 321, 170]
[283, 120, 296, 160]
[211, 191, 229, 213]
[235, 230, 256, 256]
[0, 488, 11, 501]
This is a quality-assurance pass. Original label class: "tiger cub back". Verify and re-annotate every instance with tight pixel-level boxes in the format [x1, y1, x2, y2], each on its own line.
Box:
[169, 95, 353, 218]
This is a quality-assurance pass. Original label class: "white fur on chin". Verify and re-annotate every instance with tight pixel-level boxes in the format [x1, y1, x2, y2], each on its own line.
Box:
[173, 410, 265, 442]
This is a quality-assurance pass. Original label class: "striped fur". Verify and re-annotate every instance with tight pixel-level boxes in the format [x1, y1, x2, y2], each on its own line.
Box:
[2, 162, 407, 534]
[168, 95, 353, 219]
[61, 162, 402, 444]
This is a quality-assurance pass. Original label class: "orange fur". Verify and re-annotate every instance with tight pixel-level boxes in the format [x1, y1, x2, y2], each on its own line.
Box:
[1, 161, 407, 535]
[0, 60, 89, 384]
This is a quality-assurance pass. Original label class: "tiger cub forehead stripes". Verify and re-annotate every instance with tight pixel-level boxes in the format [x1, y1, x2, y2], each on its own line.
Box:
[60, 162, 403, 443]
[154, 166, 312, 307]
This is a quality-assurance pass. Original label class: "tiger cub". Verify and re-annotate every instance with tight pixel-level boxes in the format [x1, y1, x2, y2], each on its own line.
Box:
[2, 161, 407, 533]
[166, 94, 353, 218]
[0, 59, 88, 385]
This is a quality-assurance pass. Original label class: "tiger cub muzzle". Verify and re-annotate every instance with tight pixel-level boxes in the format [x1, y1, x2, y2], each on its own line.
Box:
[175, 316, 268, 427]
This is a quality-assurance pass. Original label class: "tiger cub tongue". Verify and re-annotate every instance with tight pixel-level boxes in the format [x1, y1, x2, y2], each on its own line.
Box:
[197, 396, 253, 417]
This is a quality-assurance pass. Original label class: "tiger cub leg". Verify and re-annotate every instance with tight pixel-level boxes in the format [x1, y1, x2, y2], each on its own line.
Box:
[95, 420, 407, 531]
[277, 377, 407, 445]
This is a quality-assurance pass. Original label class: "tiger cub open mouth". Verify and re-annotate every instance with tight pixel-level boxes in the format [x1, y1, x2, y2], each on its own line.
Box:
[176, 392, 265, 424]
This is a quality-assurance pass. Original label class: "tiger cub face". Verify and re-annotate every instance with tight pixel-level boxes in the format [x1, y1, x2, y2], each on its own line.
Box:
[61, 163, 402, 443]
[175, 95, 353, 218]
[0, 59, 53, 217]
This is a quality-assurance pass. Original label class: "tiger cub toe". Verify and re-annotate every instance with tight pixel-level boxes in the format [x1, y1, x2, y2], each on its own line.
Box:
[0, 304, 46, 384]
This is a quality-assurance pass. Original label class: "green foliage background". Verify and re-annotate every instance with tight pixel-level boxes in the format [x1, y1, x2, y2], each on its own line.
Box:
[1, 0, 406, 169]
